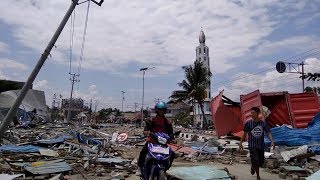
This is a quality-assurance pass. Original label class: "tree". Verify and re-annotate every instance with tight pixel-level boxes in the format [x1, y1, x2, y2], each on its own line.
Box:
[301, 73, 320, 81]
[170, 59, 212, 129]
[304, 86, 314, 92]
[173, 112, 192, 128]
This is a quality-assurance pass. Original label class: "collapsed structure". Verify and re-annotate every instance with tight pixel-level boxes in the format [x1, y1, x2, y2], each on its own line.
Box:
[211, 90, 320, 138]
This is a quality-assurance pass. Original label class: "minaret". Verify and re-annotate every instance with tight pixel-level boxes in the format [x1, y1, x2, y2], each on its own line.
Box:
[196, 29, 211, 99]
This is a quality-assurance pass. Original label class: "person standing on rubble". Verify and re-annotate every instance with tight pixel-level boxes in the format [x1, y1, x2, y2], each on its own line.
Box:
[136, 101, 175, 176]
[239, 107, 275, 180]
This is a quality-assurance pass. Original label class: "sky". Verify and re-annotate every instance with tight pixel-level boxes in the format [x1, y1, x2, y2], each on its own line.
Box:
[0, 0, 320, 111]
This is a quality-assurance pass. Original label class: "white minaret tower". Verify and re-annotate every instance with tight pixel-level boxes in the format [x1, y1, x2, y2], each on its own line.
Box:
[193, 29, 212, 128]
[196, 29, 211, 99]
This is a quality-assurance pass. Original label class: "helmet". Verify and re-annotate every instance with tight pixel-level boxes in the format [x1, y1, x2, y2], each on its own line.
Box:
[155, 101, 167, 111]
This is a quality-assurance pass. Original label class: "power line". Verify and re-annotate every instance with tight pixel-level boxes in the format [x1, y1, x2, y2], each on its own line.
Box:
[69, 9, 76, 74]
[212, 48, 320, 87]
[221, 75, 298, 90]
[77, 0, 91, 76]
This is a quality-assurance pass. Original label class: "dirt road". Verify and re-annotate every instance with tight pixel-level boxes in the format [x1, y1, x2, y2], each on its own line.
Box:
[127, 162, 281, 180]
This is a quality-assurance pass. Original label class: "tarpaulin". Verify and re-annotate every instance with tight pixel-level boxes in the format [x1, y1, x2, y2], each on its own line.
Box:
[265, 113, 320, 146]
[69, 130, 101, 146]
[0, 145, 43, 153]
[309, 145, 320, 155]
[37, 135, 72, 145]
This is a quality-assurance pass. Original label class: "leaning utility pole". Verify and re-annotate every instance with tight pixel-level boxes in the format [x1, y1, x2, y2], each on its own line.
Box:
[66, 73, 80, 123]
[0, 0, 104, 138]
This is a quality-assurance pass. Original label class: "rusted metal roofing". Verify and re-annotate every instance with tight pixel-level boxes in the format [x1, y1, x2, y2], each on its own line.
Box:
[288, 93, 320, 128]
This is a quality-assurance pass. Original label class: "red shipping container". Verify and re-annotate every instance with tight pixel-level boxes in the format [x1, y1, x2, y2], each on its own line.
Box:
[240, 90, 320, 128]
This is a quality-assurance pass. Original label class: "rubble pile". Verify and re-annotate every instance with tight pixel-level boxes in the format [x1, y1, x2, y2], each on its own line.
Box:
[0, 123, 144, 180]
[1, 113, 320, 179]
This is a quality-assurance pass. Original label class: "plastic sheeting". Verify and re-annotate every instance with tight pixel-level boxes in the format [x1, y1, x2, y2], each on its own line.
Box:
[265, 113, 320, 146]
[0, 145, 43, 153]
[69, 130, 102, 146]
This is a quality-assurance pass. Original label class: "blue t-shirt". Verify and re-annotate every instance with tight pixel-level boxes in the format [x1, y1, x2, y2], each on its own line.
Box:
[243, 119, 269, 150]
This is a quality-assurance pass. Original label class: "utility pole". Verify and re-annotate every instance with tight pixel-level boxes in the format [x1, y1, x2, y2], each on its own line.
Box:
[0, 0, 104, 138]
[121, 91, 125, 113]
[94, 100, 99, 113]
[301, 61, 305, 92]
[134, 103, 138, 112]
[66, 73, 80, 123]
[276, 61, 306, 93]
[139, 67, 155, 127]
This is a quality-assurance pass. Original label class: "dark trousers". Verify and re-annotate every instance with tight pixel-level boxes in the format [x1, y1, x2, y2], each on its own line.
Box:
[249, 148, 265, 167]
[138, 143, 175, 169]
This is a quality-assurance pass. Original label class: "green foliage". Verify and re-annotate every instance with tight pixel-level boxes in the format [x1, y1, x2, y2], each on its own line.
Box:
[170, 60, 212, 129]
[301, 73, 320, 81]
[304, 86, 314, 92]
[173, 112, 192, 128]
[98, 107, 121, 119]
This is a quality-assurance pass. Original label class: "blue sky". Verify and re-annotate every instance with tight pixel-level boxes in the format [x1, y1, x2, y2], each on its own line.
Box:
[0, 0, 320, 111]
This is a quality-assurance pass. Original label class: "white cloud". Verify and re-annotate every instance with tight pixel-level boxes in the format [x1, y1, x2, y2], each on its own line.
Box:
[0, 0, 293, 76]
[0, 58, 28, 80]
[0, 58, 28, 70]
[254, 36, 320, 56]
[214, 57, 320, 101]
[33, 80, 49, 91]
[305, 58, 320, 73]
[0, 41, 9, 53]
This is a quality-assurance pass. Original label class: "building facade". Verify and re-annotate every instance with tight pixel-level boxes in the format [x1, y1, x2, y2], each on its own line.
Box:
[191, 29, 212, 127]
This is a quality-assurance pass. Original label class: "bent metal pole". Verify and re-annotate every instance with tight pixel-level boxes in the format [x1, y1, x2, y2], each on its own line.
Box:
[0, 0, 80, 138]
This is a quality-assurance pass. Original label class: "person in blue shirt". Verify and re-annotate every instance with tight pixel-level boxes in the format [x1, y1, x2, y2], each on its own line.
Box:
[239, 107, 275, 180]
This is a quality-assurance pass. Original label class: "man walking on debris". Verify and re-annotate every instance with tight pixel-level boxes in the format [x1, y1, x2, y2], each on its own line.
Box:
[136, 101, 175, 176]
[239, 107, 275, 180]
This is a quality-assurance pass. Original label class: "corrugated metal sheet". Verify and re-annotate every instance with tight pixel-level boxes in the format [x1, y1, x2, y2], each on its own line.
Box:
[24, 160, 71, 175]
[266, 94, 291, 127]
[240, 90, 263, 122]
[0, 145, 43, 153]
[211, 91, 241, 138]
[0, 89, 49, 120]
[288, 92, 320, 128]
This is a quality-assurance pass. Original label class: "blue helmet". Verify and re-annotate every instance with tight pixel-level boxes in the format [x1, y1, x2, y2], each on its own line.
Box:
[155, 101, 167, 111]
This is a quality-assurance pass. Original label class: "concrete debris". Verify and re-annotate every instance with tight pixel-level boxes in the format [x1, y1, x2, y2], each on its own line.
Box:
[0, 118, 319, 179]
[0, 174, 24, 180]
[281, 145, 309, 162]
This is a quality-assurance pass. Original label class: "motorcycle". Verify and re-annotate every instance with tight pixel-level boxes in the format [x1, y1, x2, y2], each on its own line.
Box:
[142, 131, 181, 180]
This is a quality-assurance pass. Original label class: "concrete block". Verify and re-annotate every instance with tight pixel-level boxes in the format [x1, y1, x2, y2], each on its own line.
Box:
[279, 172, 287, 179]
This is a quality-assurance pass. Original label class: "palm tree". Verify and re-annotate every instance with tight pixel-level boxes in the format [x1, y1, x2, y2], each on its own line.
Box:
[170, 59, 212, 129]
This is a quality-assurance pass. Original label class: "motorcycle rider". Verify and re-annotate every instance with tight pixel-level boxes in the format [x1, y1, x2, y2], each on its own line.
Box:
[136, 101, 175, 176]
